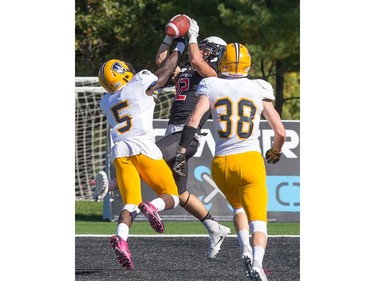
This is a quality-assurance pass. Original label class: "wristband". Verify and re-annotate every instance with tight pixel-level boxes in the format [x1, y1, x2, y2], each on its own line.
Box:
[179, 125, 197, 148]
[163, 35, 173, 45]
[174, 41, 186, 54]
[188, 35, 198, 45]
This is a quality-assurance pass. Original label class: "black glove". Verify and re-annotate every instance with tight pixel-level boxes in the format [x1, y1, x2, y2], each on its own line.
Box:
[173, 153, 186, 177]
[265, 148, 282, 164]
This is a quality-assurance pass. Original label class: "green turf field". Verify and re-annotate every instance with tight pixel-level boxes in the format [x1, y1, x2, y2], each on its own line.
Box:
[75, 200, 300, 235]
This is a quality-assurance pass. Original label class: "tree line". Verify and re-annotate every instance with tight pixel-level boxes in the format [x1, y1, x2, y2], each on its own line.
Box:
[76, 0, 299, 119]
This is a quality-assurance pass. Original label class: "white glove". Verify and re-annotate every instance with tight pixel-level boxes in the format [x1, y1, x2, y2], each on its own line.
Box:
[188, 19, 199, 38]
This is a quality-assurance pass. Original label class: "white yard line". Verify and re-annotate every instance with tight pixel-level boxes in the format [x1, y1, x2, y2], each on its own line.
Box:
[75, 234, 300, 238]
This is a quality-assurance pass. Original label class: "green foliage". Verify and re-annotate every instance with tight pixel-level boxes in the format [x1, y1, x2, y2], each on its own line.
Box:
[76, 0, 166, 75]
[75, 0, 300, 118]
[282, 72, 300, 120]
[217, 0, 299, 62]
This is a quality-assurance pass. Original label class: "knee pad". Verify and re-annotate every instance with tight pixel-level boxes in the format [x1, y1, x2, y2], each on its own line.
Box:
[122, 204, 140, 222]
[233, 207, 246, 216]
[171, 195, 180, 208]
[250, 220, 268, 237]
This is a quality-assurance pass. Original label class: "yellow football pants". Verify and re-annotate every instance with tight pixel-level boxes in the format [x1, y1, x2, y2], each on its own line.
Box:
[114, 154, 179, 205]
[212, 151, 268, 222]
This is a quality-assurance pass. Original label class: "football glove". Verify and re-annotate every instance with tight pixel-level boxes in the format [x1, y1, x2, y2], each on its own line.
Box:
[265, 148, 282, 164]
[188, 18, 199, 38]
[173, 153, 187, 177]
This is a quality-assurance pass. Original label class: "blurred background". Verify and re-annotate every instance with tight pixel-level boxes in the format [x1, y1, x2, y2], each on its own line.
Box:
[75, 0, 300, 120]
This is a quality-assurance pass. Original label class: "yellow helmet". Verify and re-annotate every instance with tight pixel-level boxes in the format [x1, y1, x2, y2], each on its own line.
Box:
[98, 59, 136, 93]
[218, 43, 251, 78]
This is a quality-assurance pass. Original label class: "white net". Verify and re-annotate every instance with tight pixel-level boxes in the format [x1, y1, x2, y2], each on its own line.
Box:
[75, 77, 176, 199]
[75, 77, 107, 199]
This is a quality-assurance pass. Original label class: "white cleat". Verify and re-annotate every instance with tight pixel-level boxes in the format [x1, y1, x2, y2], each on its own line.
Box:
[93, 171, 109, 202]
[252, 260, 268, 281]
[207, 225, 231, 259]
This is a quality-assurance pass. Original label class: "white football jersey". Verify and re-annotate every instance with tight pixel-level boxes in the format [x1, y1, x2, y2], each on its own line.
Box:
[100, 70, 163, 160]
[196, 77, 275, 156]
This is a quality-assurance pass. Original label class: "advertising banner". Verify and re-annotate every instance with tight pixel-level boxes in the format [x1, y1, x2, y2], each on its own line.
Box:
[104, 120, 300, 222]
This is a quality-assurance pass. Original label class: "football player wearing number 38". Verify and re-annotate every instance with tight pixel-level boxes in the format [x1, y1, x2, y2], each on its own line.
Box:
[173, 43, 286, 281]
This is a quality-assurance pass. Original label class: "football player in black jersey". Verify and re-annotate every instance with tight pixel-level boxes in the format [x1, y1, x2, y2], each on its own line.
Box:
[154, 17, 231, 259]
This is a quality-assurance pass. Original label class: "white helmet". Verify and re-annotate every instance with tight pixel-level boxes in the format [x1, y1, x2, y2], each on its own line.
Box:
[198, 36, 227, 71]
[202, 36, 227, 46]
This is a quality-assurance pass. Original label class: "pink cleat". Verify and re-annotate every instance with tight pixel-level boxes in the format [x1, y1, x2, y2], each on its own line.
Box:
[139, 202, 165, 233]
[109, 235, 133, 270]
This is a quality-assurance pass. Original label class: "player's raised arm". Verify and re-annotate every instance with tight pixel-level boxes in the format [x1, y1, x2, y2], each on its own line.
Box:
[187, 18, 224, 78]
[146, 38, 186, 96]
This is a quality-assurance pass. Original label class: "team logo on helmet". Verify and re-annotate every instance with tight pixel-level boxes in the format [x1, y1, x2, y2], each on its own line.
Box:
[112, 62, 126, 74]
[98, 59, 136, 93]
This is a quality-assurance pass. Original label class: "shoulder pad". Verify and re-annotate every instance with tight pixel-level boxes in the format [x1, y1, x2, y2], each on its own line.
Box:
[141, 70, 152, 75]
[255, 79, 273, 90]
[134, 69, 158, 91]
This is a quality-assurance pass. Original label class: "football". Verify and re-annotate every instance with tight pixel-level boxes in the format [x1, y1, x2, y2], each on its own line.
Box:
[165, 14, 190, 38]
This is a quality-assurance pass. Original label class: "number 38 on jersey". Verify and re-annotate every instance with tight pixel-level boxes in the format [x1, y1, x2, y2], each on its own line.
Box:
[215, 97, 257, 139]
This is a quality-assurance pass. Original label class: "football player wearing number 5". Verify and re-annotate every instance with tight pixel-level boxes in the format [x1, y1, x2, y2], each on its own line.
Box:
[98, 39, 185, 270]
[173, 43, 286, 281]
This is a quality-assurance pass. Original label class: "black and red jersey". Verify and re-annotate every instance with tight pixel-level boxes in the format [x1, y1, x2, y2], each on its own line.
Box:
[168, 66, 210, 129]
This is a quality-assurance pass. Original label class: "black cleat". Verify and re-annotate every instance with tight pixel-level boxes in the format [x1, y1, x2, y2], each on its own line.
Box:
[242, 255, 261, 281]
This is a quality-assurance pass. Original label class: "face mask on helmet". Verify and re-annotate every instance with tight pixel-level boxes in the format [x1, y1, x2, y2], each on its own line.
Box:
[218, 43, 251, 78]
[198, 36, 227, 71]
[98, 59, 136, 93]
